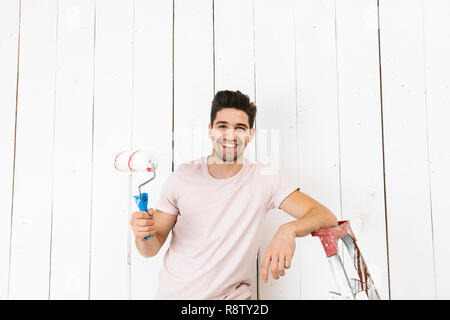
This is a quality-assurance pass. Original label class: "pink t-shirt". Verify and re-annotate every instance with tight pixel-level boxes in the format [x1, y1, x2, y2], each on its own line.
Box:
[154, 155, 299, 300]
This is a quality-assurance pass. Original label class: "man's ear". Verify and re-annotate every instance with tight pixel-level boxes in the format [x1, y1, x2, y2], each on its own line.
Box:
[247, 127, 255, 143]
[208, 123, 212, 139]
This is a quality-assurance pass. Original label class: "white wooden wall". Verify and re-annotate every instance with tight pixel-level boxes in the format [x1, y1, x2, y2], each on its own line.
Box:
[1, 0, 449, 300]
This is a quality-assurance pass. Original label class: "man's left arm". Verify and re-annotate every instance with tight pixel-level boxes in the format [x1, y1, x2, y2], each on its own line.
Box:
[260, 190, 338, 283]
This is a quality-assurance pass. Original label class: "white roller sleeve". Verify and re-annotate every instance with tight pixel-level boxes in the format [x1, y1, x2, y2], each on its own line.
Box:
[114, 150, 159, 172]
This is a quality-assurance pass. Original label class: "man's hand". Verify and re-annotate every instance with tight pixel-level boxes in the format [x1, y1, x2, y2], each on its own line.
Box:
[131, 208, 177, 258]
[129, 208, 155, 241]
[260, 224, 296, 283]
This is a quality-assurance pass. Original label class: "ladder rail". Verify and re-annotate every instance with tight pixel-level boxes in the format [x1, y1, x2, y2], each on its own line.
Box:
[327, 254, 355, 300]
[340, 234, 381, 300]
[312, 220, 381, 300]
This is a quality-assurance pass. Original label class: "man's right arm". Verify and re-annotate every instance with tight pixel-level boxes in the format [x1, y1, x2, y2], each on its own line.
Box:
[130, 208, 177, 258]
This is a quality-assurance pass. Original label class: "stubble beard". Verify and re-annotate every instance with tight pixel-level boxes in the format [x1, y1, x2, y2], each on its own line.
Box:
[213, 142, 245, 164]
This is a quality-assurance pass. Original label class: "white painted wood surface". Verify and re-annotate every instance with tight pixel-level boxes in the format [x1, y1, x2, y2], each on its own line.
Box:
[173, 0, 214, 168]
[8, 0, 58, 299]
[335, 0, 389, 299]
[89, 0, 134, 299]
[422, 0, 450, 300]
[294, 0, 341, 299]
[49, 0, 95, 299]
[379, 0, 435, 299]
[254, 0, 300, 300]
[213, 0, 258, 299]
[0, 0, 19, 301]
[1, 0, 450, 300]
[129, 0, 173, 300]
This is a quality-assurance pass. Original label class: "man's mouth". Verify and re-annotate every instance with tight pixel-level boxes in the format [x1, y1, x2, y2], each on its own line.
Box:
[219, 141, 239, 150]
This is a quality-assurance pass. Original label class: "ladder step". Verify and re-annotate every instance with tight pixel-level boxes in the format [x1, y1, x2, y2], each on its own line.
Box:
[350, 278, 367, 294]
[328, 291, 356, 300]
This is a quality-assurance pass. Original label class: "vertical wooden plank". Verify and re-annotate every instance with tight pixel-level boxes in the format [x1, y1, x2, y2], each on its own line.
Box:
[8, 0, 58, 299]
[130, 0, 173, 300]
[379, 0, 435, 299]
[423, 0, 450, 300]
[335, 0, 389, 299]
[214, 0, 254, 97]
[90, 0, 134, 299]
[49, 0, 95, 299]
[254, 0, 300, 300]
[294, 0, 341, 299]
[213, 0, 258, 299]
[173, 0, 214, 168]
[0, 0, 20, 300]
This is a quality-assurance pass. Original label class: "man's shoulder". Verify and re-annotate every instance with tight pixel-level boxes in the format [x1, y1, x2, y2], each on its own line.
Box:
[171, 156, 204, 178]
[247, 159, 279, 177]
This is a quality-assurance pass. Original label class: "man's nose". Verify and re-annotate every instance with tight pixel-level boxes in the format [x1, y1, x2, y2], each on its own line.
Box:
[224, 129, 237, 137]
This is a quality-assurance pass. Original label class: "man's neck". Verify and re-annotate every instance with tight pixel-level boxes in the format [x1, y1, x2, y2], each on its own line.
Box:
[206, 154, 244, 179]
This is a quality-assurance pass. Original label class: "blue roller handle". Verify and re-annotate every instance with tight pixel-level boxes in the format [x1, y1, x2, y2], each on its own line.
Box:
[134, 192, 154, 240]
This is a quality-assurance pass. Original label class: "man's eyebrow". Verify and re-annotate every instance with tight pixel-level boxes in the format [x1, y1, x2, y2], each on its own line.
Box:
[215, 121, 248, 129]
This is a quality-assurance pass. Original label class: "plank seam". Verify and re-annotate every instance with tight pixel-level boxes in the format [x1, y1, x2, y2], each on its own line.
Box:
[333, 0, 343, 223]
[252, 0, 257, 162]
[420, 0, 437, 299]
[129, 0, 137, 300]
[252, 0, 260, 301]
[333, 0, 346, 268]
[88, 0, 97, 300]
[48, 0, 60, 300]
[376, 0, 391, 300]
[291, 0, 301, 300]
[172, 0, 175, 172]
[212, 0, 216, 94]
[7, 0, 22, 300]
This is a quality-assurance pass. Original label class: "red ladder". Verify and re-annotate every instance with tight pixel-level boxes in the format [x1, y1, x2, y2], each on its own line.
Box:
[312, 220, 381, 300]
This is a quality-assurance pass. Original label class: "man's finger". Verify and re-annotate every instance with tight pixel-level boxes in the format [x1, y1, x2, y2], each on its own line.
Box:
[278, 255, 285, 277]
[131, 211, 146, 218]
[133, 225, 153, 232]
[134, 211, 153, 219]
[135, 219, 154, 227]
[260, 254, 270, 283]
[285, 253, 292, 269]
[141, 210, 153, 217]
[136, 231, 153, 239]
[270, 254, 279, 280]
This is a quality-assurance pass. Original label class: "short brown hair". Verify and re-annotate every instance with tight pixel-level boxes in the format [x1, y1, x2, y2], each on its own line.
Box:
[210, 90, 257, 129]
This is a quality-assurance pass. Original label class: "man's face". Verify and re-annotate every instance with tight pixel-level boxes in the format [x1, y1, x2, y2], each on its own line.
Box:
[208, 108, 255, 163]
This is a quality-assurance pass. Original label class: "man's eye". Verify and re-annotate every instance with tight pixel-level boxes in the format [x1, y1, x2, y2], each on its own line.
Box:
[236, 127, 245, 131]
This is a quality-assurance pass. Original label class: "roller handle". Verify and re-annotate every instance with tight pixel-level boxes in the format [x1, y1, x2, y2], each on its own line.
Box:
[133, 193, 154, 240]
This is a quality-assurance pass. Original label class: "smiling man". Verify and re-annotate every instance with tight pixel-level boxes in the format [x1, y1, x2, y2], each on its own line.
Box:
[129, 90, 338, 300]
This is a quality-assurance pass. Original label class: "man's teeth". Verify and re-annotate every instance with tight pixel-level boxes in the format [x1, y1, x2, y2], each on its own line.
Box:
[222, 142, 237, 147]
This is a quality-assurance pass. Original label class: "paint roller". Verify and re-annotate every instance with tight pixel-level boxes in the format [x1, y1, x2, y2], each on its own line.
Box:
[114, 150, 158, 240]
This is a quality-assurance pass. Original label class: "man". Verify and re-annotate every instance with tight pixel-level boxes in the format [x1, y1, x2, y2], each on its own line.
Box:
[129, 90, 338, 299]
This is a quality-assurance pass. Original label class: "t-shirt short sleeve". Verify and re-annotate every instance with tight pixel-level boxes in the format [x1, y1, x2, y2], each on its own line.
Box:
[155, 172, 179, 216]
[262, 172, 300, 211]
